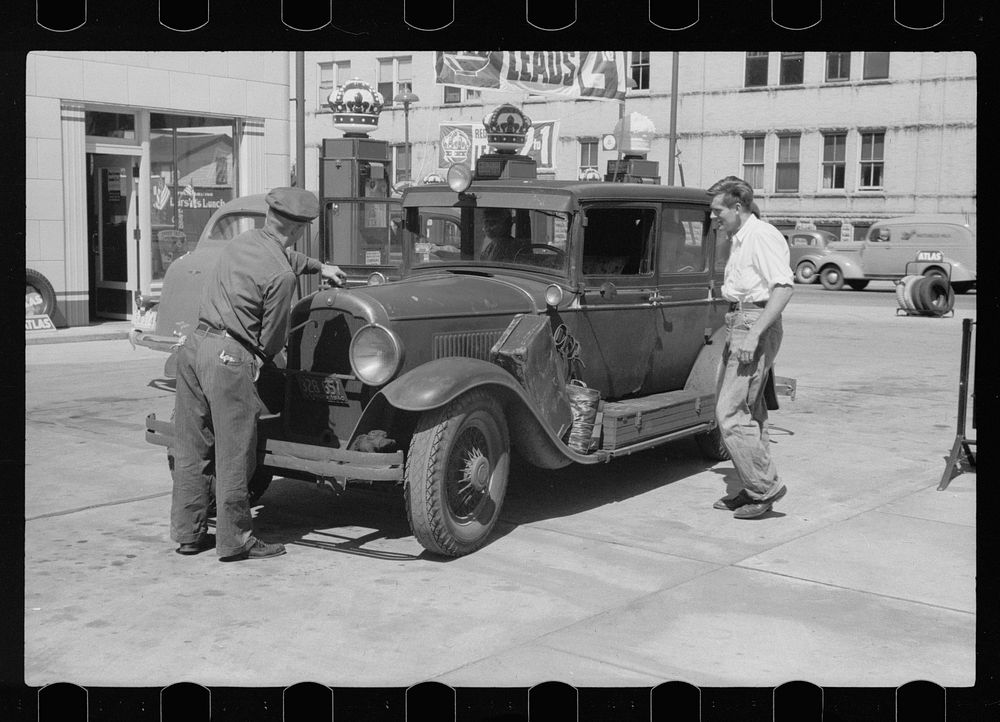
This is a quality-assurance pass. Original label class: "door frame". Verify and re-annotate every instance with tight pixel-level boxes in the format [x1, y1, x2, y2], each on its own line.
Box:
[86, 143, 142, 320]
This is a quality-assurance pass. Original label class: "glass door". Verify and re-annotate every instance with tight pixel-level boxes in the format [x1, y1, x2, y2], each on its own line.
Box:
[87, 153, 138, 319]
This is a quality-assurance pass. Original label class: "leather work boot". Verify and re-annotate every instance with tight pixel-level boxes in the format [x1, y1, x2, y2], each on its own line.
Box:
[175, 535, 215, 555]
[713, 490, 752, 511]
[733, 485, 787, 519]
[219, 537, 286, 562]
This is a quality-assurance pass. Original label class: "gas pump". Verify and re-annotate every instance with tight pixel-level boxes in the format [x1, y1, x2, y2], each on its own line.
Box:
[315, 79, 403, 292]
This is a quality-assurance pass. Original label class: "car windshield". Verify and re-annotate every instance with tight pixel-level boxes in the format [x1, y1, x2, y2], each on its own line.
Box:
[403, 205, 571, 274]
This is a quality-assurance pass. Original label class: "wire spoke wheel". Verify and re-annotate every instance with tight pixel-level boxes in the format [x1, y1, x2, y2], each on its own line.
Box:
[405, 390, 510, 557]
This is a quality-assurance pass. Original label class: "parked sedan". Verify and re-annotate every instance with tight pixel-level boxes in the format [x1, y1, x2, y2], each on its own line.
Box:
[787, 229, 839, 284]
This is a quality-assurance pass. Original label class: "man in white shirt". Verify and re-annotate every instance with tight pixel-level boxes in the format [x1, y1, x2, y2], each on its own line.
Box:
[708, 177, 794, 519]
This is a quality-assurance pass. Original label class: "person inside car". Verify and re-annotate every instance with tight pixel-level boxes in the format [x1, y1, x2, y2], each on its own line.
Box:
[480, 208, 530, 262]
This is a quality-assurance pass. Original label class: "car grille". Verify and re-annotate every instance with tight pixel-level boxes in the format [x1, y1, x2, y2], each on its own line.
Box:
[433, 329, 505, 361]
[296, 310, 366, 375]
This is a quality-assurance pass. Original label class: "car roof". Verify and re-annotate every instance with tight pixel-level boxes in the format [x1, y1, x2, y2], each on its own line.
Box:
[873, 214, 973, 227]
[211, 193, 267, 215]
[403, 180, 711, 207]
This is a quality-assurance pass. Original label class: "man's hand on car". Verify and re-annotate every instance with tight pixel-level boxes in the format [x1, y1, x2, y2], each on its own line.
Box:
[320, 263, 348, 287]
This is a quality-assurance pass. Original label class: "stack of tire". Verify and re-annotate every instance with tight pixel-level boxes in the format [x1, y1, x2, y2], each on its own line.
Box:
[896, 274, 955, 317]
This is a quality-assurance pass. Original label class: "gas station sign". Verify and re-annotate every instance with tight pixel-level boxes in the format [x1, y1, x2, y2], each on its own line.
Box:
[439, 120, 559, 171]
[435, 51, 629, 102]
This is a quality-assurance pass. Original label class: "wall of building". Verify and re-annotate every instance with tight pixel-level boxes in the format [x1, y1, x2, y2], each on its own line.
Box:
[302, 50, 976, 238]
[26, 51, 293, 325]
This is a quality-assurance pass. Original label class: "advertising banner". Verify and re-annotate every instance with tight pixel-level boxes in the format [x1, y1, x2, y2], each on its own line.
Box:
[439, 120, 559, 171]
[435, 51, 628, 102]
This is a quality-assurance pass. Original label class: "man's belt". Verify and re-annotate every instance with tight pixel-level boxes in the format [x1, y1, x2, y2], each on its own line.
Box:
[195, 322, 228, 337]
[194, 322, 267, 362]
[727, 300, 768, 311]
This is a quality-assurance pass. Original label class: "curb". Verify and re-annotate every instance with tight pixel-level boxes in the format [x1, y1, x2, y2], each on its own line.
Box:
[26, 330, 132, 346]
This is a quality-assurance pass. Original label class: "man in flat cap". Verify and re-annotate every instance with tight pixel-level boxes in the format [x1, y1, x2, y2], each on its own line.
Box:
[170, 187, 347, 561]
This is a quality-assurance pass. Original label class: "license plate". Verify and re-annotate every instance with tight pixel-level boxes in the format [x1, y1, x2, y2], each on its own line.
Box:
[297, 373, 348, 404]
[133, 309, 157, 331]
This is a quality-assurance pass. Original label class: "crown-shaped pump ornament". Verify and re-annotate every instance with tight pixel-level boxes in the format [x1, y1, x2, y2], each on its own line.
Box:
[483, 103, 531, 154]
[327, 78, 385, 138]
[614, 111, 657, 157]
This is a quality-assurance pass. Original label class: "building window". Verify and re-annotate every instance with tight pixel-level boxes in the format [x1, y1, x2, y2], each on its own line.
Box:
[742, 135, 765, 190]
[148, 114, 237, 281]
[821, 133, 847, 189]
[318, 61, 351, 109]
[444, 87, 481, 103]
[629, 51, 650, 90]
[859, 131, 885, 188]
[863, 52, 890, 79]
[579, 139, 598, 177]
[745, 52, 768, 87]
[84, 110, 136, 140]
[393, 144, 411, 183]
[825, 52, 851, 81]
[779, 52, 804, 85]
[379, 56, 412, 106]
[775, 134, 800, 192]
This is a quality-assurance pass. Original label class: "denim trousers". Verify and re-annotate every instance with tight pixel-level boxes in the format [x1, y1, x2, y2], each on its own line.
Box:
[716, 309, 784, 500]
[170, 332, 263, 557]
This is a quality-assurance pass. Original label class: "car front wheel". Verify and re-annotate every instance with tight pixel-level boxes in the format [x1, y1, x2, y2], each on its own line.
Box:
[820, 266, 845, 291]
[405, 389, 510, 557]
[794, 262, 817, 284]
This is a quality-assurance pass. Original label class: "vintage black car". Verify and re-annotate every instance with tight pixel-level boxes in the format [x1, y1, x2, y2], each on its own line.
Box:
[147, 154, 749, 557]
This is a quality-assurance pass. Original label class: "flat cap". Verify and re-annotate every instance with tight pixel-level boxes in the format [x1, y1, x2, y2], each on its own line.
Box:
[266, 187, 320, 223]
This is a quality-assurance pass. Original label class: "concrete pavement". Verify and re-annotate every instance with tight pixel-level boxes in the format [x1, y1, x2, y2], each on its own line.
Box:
[23, 290, 978, 690]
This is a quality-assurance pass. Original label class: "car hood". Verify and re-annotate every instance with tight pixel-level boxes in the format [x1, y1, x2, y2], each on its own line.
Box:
[305, 272, 541, 323]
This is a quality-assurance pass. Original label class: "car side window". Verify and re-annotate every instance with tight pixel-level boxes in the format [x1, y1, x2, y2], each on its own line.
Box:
[659, 205, 709, 274]
[582, 207, 655, 276]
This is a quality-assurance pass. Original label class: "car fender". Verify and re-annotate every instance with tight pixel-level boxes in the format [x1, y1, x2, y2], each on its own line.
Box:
[683, 326, 727, 402]
[940, 260, 975, 283]
[360, 357, 578, 469]
[793, 251, 825, 270]
[818, 252, 865, 279]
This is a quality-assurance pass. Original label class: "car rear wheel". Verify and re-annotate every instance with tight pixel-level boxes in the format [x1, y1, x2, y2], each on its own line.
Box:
[846, 279, 869, 291]
[695, 425, 731, 461]
[404, 389, 510, 557]
[820, 266, 845, 291]
[951, 281, 973, 295]
[794, 262, 817, 284]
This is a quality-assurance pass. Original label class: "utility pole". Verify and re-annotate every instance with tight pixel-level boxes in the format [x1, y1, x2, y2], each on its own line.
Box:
[667, 51, 679, 186]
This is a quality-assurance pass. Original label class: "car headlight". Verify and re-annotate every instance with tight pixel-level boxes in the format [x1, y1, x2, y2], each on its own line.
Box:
[349, 324, 403, 386]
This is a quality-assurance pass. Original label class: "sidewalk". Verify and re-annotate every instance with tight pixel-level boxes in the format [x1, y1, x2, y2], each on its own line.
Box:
[25, 320, 134, 346]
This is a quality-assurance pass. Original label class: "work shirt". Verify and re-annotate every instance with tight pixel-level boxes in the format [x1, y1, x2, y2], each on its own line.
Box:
[198, 227, 321, 360]
[721, 214, 794, 303]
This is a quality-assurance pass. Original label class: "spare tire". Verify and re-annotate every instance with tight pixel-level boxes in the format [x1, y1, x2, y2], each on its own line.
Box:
[895, 275, 922, 311]
[916, 276, 955, 316]
[26, 268, 57, 316]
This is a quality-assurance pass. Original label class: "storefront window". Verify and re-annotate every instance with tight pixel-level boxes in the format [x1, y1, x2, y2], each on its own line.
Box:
[85, 110, 136, 140]
[149, 114, 237, 280]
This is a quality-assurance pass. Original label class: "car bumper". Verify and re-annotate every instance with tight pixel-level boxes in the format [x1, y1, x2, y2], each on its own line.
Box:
[130, 329, 182, 354]
[145, 413, 405, 482]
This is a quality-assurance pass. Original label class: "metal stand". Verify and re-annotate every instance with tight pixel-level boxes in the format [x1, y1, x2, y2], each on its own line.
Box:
[939, 317, 976, 490]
